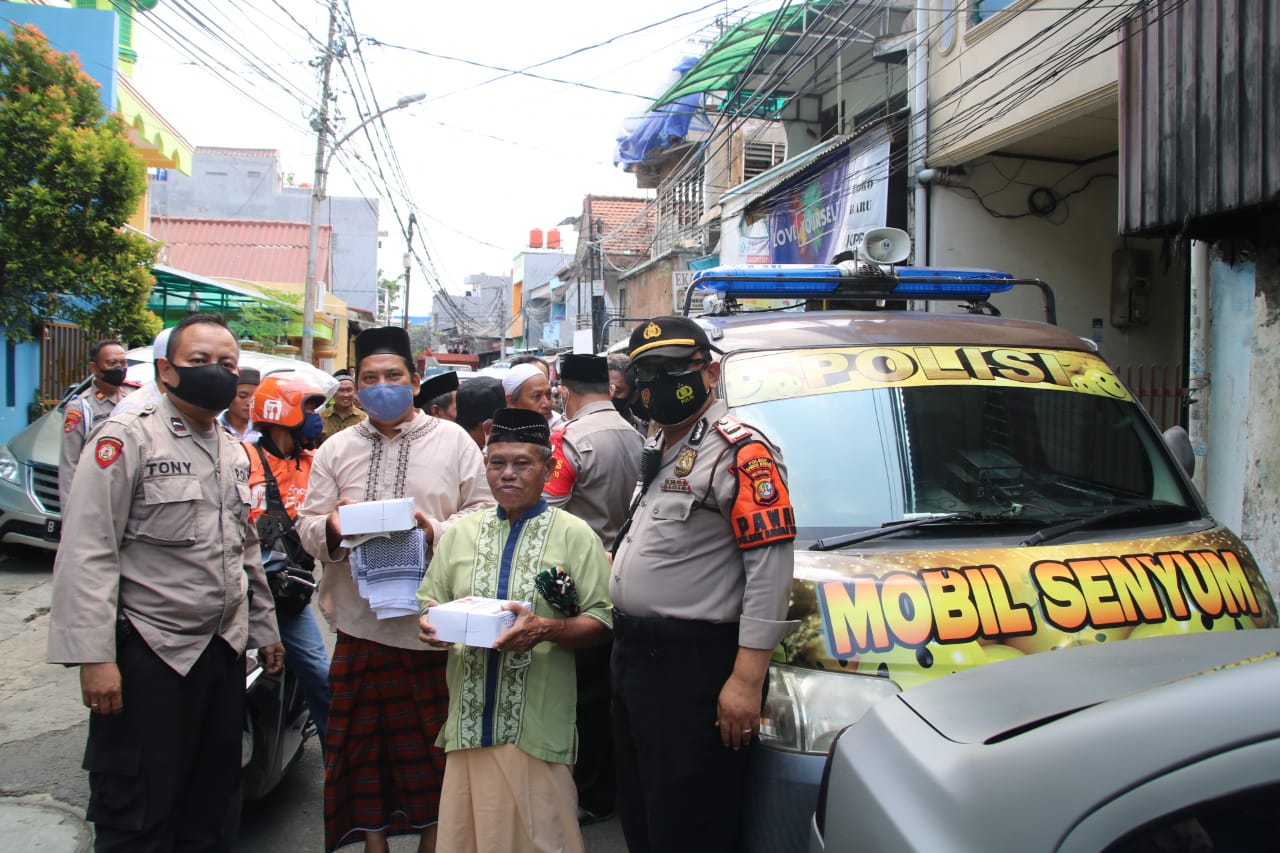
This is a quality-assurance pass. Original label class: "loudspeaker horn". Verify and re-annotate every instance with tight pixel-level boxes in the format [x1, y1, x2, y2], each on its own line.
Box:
[858, 227, 912, 265]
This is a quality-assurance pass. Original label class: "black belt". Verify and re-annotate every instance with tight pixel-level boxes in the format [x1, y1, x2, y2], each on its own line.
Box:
[611, 609, 739, 644]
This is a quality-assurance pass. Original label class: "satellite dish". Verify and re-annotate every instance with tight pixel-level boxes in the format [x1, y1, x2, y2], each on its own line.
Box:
[858, 227, 912, 265]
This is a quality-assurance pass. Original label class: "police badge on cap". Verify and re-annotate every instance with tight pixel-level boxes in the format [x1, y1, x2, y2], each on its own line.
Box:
[628, 316, 720, 360]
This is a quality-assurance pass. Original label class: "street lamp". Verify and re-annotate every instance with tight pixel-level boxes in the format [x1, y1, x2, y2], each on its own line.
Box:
[184, 288, 201, 314]
[302, 92, 426, 363]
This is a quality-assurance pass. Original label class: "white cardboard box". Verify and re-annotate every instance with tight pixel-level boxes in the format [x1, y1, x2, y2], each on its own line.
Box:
[339, 498, 416, 536]
[428, 597, 529, 648]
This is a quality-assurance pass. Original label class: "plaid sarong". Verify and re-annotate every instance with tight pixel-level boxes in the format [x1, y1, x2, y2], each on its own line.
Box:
[325, 632, 449, 851]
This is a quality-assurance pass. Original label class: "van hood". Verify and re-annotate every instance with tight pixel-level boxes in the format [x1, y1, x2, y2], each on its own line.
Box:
[780, 526, 1276, 690]
[8, 408, 61, 467]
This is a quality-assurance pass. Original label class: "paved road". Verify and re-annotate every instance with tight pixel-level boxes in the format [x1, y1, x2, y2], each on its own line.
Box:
[0, 545, 626, 852]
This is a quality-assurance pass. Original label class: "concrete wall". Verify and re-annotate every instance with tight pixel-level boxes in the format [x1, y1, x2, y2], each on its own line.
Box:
[927, 0, 1123, 166]
[927, 155, 1183, 379]
[0, 339, 40, 446]
[149, 151, 380, 313]
[1237, 244, 1280, 599]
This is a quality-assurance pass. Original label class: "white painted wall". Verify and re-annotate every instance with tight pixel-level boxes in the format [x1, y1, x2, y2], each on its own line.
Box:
[926, 0, 1127, 165]
[926, 156, 1184, 378]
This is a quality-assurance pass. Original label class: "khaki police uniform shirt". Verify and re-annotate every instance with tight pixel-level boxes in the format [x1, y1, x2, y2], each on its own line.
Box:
[296, 411, 494, 651]
[47, 394, 280, 676]
[610, 398, 799, 650]
[321, 405, 367, 441]
[544, 399, 644, 550]
[58, 383, 129, 512]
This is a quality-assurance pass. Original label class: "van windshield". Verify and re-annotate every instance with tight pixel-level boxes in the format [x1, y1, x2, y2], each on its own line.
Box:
[724, 347, 1198, 541]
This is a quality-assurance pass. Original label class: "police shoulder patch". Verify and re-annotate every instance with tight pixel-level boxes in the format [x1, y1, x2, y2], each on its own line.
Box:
[94, 436, 124, 469]
[62, 408, 83, 434]
[730, 441, 795, 550]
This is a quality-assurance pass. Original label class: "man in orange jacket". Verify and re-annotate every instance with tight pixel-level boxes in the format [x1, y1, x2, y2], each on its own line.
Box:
[245, 372, 333, 742]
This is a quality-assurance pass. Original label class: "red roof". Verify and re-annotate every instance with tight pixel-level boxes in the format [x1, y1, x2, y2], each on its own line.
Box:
[150, 216, 331, 286]
[587, 196, 655, 257]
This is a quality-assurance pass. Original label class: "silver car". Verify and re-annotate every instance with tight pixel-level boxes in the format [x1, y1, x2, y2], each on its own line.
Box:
[0, 347, 337, 551]
[810, 629, 1280, 853]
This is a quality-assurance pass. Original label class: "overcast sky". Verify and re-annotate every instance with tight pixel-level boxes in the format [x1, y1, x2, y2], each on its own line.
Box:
[127, 0, 770, 314]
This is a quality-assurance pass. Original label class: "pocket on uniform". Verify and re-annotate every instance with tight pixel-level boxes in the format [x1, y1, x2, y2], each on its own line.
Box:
[82, 736, 147, 831]
[134, 476, 201, 546]
[637, 494, 696, 558]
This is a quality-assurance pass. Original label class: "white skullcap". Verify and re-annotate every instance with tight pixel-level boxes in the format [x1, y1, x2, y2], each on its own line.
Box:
[153, 327, 174, 361]
[502, 363, 543, 397]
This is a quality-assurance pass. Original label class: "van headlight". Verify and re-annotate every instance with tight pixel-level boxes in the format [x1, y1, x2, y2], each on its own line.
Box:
[758, 664, 900, 755]
[0, 446, 21, 485]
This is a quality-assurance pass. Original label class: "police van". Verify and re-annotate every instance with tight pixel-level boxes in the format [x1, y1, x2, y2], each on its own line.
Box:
[680, 236, 1278, 853]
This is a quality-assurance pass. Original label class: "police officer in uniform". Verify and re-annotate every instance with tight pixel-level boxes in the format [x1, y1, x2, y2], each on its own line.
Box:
[544, 353, 643, 823]
[610, 316, 797, 853]
[47, 313, 285, 852]
[58, 339, 133, 512]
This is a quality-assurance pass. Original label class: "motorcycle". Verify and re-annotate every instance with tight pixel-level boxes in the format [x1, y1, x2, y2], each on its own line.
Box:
[242, 640, 313, 801]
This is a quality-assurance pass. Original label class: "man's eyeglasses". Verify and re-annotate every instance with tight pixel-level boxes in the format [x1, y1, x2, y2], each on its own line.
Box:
[632, 358, 708, 381]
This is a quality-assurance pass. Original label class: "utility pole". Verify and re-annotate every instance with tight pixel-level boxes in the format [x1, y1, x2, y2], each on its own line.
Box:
[302, 0, 338, 364]
[401, 212, 415, 329]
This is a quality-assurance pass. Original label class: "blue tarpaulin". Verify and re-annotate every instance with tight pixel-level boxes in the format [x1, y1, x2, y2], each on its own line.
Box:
[614, 56, 711, 168]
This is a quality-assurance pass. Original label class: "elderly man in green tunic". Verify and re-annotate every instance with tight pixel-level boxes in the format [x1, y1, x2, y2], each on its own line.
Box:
[418, 407, 613, 853]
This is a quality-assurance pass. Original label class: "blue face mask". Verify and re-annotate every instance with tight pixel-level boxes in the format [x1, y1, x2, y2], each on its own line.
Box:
[294, 411, 324, 450]
[357, 383, 414, 422]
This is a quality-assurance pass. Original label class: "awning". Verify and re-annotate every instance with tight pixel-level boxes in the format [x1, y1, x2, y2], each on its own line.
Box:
[653, 1, 844, 109]
[147, 265, 332, 342]
[117, 76, 194, 174]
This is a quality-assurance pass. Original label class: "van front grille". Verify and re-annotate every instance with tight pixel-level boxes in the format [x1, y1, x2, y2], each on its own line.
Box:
[29, 462, 60, 516]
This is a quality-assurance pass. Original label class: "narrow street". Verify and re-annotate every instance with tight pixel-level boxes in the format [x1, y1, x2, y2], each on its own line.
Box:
[0, 547, 625, 852]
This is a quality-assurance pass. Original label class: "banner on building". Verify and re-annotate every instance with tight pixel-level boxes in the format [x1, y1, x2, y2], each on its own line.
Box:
[740, 127, 891, 265]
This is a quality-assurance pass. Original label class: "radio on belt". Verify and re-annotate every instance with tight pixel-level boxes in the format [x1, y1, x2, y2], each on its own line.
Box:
[429, 597, 531, 648]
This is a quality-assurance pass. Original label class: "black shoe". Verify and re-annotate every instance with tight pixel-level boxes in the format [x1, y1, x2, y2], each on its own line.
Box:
[577, 807, 614, 826]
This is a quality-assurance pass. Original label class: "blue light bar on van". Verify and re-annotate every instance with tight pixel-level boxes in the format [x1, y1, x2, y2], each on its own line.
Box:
[689, 264, 1016, 301]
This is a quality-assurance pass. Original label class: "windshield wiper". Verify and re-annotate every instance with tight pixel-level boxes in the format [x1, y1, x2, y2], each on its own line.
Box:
[810, 511, 1018, 552]
[1019, 503, 1198, 548]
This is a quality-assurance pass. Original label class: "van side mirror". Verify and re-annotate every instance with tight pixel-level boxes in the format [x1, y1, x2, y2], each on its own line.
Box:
[1162, 425, 1195, 478]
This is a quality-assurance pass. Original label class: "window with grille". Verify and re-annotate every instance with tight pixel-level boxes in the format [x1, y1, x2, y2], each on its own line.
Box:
[655, 167, 705, 254]
[744, 141, 786, 181]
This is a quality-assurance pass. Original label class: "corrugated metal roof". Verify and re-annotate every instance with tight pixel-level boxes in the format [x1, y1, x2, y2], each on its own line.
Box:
[150, 216, 331, 286]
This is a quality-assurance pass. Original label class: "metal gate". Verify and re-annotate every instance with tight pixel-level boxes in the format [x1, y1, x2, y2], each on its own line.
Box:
[1118, 363, 1184, 432]
[40, 322, 91, 407]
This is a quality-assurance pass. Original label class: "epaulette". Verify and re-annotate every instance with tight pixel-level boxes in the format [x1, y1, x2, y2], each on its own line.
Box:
[713, 415, 753, 444]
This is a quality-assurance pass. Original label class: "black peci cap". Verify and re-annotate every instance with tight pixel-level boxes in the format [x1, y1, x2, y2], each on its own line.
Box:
[488, 407, 551, 447]
[559, 353, 609, 384]
[354, 326, 414, 369]
[415, 370, 460, 410]
[628, 316, 718, 361]
[237, 367, 261, 386]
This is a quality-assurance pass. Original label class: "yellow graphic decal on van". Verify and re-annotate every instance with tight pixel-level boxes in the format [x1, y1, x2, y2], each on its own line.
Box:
[817, 548, 1262, 659]
[724, 345, 1131, 407]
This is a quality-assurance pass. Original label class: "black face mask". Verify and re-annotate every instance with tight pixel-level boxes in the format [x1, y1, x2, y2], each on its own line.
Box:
[612, 397, 630, 417]
[637, 371, 709, 426]
[629, 398, 650, 421]
[100, 366, 127, 387]
[164, 363, 240, 413]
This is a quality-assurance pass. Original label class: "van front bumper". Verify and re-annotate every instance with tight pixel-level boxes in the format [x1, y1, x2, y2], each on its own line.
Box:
[742, 745, 825, 853]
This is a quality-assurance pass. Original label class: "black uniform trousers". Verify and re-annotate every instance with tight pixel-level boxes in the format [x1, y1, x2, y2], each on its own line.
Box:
[611, 611, 751, 853]
[573, 640, 615, 816]
[84, 625, 243, 853]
